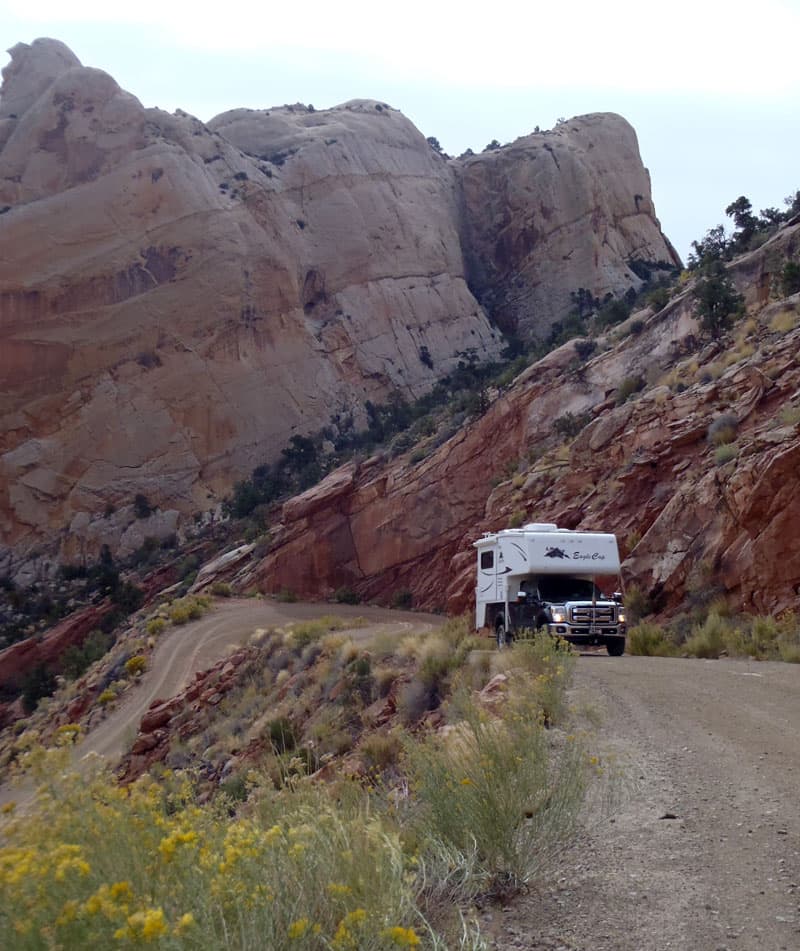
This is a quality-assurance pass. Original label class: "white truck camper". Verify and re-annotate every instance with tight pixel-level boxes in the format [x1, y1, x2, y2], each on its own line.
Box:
[474, 523, 626, 656]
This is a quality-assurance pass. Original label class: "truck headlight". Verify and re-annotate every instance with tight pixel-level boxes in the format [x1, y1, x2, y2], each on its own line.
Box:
[551, 610, 566, 623]
[617, 610, 626, 623]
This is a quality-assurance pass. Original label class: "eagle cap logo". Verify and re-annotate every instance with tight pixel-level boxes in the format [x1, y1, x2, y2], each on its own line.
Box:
[544, 546, 569, 559]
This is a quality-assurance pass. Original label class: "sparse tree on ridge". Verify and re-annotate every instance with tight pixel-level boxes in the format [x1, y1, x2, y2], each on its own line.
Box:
[692, 259, 745, 339]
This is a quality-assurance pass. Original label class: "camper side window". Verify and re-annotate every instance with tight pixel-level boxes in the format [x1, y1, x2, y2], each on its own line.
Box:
[480, 551, 494, 570]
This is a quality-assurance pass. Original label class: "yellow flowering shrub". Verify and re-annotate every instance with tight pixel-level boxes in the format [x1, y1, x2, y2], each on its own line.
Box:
[0, 762, 451, 950]
[0, 616, 587, 948]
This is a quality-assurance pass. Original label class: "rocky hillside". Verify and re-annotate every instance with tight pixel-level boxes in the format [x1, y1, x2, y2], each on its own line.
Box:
[226, 218, 800, 620]
[0, 38, 675, 574]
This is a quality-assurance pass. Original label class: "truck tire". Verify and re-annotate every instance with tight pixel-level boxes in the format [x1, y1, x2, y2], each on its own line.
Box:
[607, 639, 625, 657]
[495, 619, 511, 650]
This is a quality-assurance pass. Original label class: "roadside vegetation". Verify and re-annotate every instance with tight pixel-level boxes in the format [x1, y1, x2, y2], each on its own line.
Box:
[627, 606, 800, 662]
[0, 625, 594, 949]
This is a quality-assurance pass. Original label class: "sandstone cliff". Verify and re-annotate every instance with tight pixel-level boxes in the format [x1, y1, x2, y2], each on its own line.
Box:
[460, 115, 681, 338]
[0, 39, 674, 574]
[242, 221, 800, 619]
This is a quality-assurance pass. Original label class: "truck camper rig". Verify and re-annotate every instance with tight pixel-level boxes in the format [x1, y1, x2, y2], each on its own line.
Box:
[474, 523, 626, 656]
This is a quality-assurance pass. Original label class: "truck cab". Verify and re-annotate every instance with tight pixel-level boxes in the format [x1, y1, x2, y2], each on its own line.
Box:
[474, 523, 626, 656]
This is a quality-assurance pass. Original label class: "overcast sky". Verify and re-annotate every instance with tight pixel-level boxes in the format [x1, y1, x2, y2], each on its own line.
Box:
[2, 0, 798, 262]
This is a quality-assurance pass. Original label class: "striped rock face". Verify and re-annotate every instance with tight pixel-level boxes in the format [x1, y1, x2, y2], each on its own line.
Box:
[0, 40, 674, 574]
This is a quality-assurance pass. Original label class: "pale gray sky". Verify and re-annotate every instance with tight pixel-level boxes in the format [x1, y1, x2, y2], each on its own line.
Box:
[2, 0, 799, 261]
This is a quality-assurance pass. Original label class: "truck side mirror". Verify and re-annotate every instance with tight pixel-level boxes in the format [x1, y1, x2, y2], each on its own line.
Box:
[613, 591, 623, 603]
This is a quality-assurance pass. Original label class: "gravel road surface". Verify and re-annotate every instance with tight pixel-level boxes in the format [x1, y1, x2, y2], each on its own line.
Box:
[490, 654, 800, 951]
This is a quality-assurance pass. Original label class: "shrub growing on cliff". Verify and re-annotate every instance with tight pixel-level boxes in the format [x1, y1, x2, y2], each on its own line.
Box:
[714, 443, 737, 466]
[21, 664, 57, 713]
[133, 493, 153, 519]
[615, 375, 644, 405]
[552, 412, 590, 439]
[781, 261, 800, 296]
[146, 617, 166, 636]
[62, 629, 113, 680]
[693, 260, 745, 338]
[707, 413, 738, 446]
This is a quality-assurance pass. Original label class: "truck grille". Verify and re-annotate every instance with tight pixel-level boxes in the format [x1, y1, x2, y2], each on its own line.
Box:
[570, 605, 615, 625]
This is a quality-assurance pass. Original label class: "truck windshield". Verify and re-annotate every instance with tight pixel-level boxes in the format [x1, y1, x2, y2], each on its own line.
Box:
[538, 577, 601, 602]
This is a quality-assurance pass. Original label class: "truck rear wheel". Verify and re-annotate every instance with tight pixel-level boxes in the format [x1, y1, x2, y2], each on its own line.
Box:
[495, 619, 511, 650]
[607, 639, 625, 657]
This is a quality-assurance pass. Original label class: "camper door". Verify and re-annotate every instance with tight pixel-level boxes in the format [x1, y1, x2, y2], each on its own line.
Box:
[477, 546, 500, 604]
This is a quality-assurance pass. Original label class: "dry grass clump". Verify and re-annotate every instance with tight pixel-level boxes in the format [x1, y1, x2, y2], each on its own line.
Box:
[288, 615, 367, 647]
[359, 730, 404, 773]
[402, 691, 585, 898]
[769, 309, 797, 333]
[779, 403, 800, 426]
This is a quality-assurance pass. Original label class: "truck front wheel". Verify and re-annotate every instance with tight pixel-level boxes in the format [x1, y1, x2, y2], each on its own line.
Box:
[495, 619, 511, 650]
[607, 639, 625, 657]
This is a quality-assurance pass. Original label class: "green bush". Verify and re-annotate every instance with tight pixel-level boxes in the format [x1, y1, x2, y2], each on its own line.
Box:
[508, 510, 525, 528]
[552, 412, 590, 439]
[360, 731, 404, 773]
[334, 586, 361, 605]
[693, 261, 745, 338]
[714, 443, 737, 466]
[627, 622, 677, 656]
[21, 664, 57, 713]
[62, 629, 112, 680]
[0, 765, 440, 951]
[624, 584, 652, 624]
[647, 286, 670, 311]
[168, 596, 208, 625]
[596, 297, 632, 329]
[133, 493, 152, 519]
[391, 589, 413, 610]
[146, 617, 166, 637]
[615, 375, 645, 405]
[684, 610, 733, 658]
[781, 261, 800, 297]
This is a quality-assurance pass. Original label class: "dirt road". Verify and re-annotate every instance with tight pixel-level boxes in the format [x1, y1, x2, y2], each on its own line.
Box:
[492, 654, 800, 951]
[2, 599, 442, 802]
[86, 599, 442, 763]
